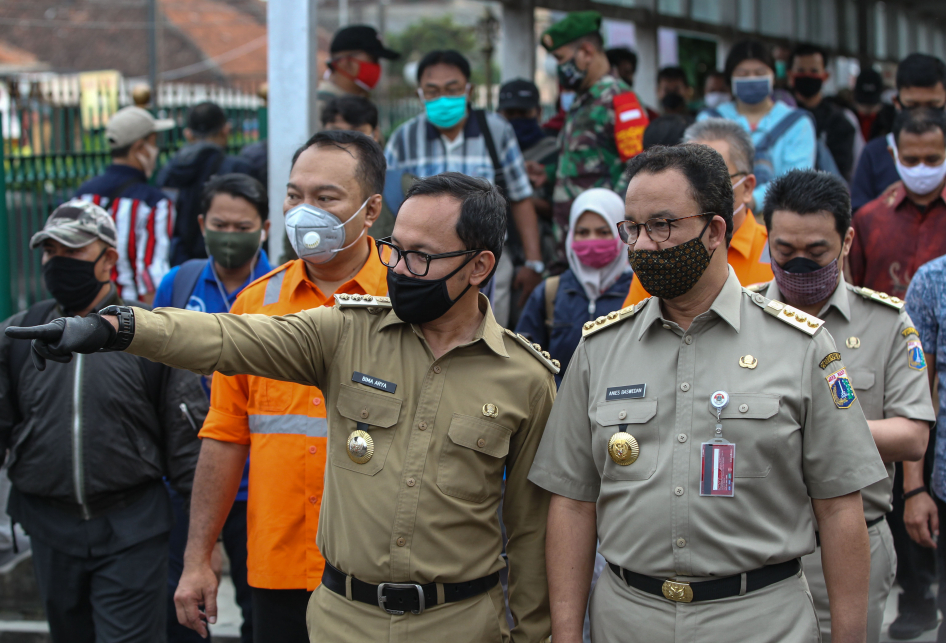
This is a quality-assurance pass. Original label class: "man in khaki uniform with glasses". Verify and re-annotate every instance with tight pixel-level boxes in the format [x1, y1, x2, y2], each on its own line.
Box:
[754, 169, 934, 643]
[528, 145, 887, 643]
[6, 173, 556, 643]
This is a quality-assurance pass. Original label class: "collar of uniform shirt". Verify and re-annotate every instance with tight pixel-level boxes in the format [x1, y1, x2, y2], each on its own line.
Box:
[636, 267, 743, 340]
[378, 292, 510, 357]
[766, 277, 852, 322]
[283, 237, 388, 305]
[728, 210, 760, 260]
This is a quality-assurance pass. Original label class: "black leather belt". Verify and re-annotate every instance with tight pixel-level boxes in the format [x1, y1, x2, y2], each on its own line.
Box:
[607, 558, 800, 603]
[816, 516, 885, 547]
[321, 562, 499, 615]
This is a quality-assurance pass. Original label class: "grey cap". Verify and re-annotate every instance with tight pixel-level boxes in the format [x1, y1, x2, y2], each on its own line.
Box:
[30, 200, 118, 249]
[105, 106, 175, 150]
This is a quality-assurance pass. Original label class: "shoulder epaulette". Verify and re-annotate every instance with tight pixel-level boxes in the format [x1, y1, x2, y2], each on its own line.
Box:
[748, 291, 824, 336]
[503, 329, 560, 375]
[334, 293, 392, 308]
[851, 286, 904, 310]
[744, 281, 770, 293]
[581, 299, 649, 338]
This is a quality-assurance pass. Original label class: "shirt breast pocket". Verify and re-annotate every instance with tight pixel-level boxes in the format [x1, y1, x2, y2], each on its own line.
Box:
[710, 393, 780, 478]
[331, 383, 402, 476]
[596, 400, 658, 481]
[847, 368, 878, 417]
[437, 414, 512, 503]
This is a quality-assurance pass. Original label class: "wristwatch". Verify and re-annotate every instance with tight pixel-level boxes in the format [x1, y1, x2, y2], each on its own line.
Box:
[98, 305, 136, 351]
[524, 259, 545, 274]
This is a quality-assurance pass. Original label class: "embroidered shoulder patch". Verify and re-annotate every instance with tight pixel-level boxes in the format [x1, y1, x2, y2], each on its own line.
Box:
[901, 327, 919, 338]
[819, 352, 842, 370]
[908, 340, 927, 371]
[826, 368, 857, 409]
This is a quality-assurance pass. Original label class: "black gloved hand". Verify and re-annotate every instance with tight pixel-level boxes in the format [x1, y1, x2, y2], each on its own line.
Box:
[5, 314, 117, 371]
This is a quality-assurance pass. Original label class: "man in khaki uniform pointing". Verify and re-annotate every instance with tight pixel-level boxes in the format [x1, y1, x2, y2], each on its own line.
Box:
[755, 169, 935, 643]
[527, 145, 888, 643]
[7, 173, 556, 643]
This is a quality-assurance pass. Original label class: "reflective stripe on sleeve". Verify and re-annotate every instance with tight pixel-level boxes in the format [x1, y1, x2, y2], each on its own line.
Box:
[249, 414, 328, 437]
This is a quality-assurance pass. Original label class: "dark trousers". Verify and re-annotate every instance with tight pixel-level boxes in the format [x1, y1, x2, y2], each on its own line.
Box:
[167, 491, 253, 643]
[935, 494, 946, 643]
[251, 587, 311, 643]
[32, 532, 168, 643]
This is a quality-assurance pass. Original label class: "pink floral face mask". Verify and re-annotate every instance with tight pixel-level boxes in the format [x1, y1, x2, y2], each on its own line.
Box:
[572, 238, 622, 269]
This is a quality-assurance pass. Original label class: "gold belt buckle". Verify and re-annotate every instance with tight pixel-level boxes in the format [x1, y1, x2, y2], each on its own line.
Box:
[661, 579, 694, 603]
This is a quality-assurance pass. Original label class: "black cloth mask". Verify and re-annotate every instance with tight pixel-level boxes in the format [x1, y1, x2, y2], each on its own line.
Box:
[660, 91, 687, 111]
[42, 246, 110, 313]
[792, 76, 824, 99]
[386, 252, 481, 324]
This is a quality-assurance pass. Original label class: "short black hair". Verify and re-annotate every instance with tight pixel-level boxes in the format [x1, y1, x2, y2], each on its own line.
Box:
[321, 95, 379, 129]
[187, 101, 228, 137]
[110, 143, 134, 159]
[417, 50, 471, 84]
[658, 66, 690, 87]
[896, 53, 946, 91]
[762, 169, 851, 237]
[624, 144, 734, 243]
[403, 172, 506, 264]
[705, 71, 728, 85]
[643, 115, 689, 149]
[575, 32, 604, 52]
[201, 173, 269, 222]
[724, 40, 775, 85]
[788, 43, 829, 70]
[607, 47, 637, 71]
[291, 130, 386, 198]
[892, 106, 946, 146]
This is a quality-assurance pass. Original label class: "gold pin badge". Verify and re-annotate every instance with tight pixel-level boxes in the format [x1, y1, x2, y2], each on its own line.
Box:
[608, 433, 640, 466]
[739, 355, 758, 369]
[846, 337, 861, 349]
[482, 403, 498, 418]
[347, 430, 374, 464]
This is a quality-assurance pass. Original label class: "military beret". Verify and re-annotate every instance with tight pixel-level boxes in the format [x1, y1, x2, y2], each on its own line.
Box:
[541, 11, 602, 52]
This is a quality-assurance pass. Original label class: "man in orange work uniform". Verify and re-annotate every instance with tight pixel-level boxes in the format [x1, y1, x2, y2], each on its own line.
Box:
[622, 118, 772, 307]
[172, 130, 390, 643]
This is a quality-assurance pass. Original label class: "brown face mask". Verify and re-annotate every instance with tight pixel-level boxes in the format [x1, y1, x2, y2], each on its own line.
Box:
[628, 219, 713, 300]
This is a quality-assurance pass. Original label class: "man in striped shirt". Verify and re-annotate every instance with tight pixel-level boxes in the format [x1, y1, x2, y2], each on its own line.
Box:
[75, 106, 176, 304]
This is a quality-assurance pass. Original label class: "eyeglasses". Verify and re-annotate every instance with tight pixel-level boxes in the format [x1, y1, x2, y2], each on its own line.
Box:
[617, 213, 713, 245]
[418, 83, 471, 102]
[376, 237, 482, 277]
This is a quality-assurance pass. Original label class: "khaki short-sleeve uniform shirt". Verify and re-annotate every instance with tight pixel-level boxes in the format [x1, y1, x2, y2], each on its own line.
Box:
[125, 294, 556, 643]
[529, 270, 887, 579]
[762, 281, 936, 520]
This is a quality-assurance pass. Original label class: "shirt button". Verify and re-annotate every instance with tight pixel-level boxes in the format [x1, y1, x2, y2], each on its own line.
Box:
[418, 421, 428, 431]
[308, 446, 317, 454]
[677, 433, 687, 443]
[618, 410, 627, 420]
[477, 438, 487, 448]
[674, 486, 685, 496]
[406, 478, 416, 487]
[433, 365, 442, 374]
[312, 397, 321, 406]
[396, 537, 406, 547]
[676, 538, 687, 548]
[309, 496, 318, 504]
[680, 382, 690, 392]
[360, 409, 369, 419]
[684, 335, 693, 345]
[739, 403, 749, 413]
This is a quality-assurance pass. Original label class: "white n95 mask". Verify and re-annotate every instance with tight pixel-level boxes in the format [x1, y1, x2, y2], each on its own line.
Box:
[284, 200, 369, 264]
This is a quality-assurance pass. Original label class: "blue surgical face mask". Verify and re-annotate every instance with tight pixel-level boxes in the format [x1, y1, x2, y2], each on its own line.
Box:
[425, 95, 468, 129]
[732, 74, 773, 105]
[560, 91, 576, 112]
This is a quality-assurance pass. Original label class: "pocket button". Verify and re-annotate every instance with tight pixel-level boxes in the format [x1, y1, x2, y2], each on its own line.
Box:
[739, 404, 749, 413]
[360, 409, 369, 419]
[477, 438, 486, 448]
[308, 446, 317, 454]
[618, 410, 627, 420]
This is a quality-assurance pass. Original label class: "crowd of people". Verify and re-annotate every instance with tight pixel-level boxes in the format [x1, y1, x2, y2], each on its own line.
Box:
[1, 9, 946, 643]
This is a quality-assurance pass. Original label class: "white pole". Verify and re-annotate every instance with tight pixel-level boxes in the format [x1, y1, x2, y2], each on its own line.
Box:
[267, 0, 319, 263]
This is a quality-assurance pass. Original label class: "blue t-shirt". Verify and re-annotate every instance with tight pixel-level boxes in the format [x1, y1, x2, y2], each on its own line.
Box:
[905, 255, 946, 501]
[153, 250, 273, 501]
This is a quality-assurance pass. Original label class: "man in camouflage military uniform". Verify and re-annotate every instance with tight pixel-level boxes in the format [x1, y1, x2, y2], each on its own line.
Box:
[543, 11, 649, 261]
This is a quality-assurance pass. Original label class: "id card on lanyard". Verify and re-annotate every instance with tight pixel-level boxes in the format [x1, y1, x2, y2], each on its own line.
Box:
[701, 391, 735, 497]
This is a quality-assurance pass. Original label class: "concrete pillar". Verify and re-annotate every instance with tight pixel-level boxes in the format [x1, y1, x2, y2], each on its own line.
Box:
[266, 0, 319, 263]
[501, 0, 535, 83]
[635, 21, 659, 111]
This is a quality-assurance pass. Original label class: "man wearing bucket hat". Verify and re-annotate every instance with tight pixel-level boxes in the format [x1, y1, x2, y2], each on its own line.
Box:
[0, 200, 205, 643]
[75, 106, 176, 304]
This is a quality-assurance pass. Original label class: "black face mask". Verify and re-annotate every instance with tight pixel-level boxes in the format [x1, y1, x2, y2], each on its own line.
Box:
[386, 252, 481, 324]
[779, 256, 823, 273]
[792, 75, 824, 99]
[42, 247, 110, 313]
[660, 91, 686, 111]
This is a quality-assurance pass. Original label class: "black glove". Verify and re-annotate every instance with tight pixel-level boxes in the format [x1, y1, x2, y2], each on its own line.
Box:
[5, 314, 117, 371]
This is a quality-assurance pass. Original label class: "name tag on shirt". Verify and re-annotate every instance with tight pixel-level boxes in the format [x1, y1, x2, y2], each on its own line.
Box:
[605, 384, 646, 401]
[352, 372, 397, 394]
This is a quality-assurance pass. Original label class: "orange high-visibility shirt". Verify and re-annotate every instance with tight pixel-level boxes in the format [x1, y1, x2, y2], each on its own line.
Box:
[622, 211, 773, 307]
[199, 249, 389, 590]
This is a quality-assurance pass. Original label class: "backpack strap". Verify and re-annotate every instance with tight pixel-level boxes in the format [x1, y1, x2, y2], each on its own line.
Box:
[170, 259, 209, 310]
[544, 276, 560, 328]
[757, 110, 811, 153]
[8, 299, 59, 422]
[473, 110, 506, 195]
